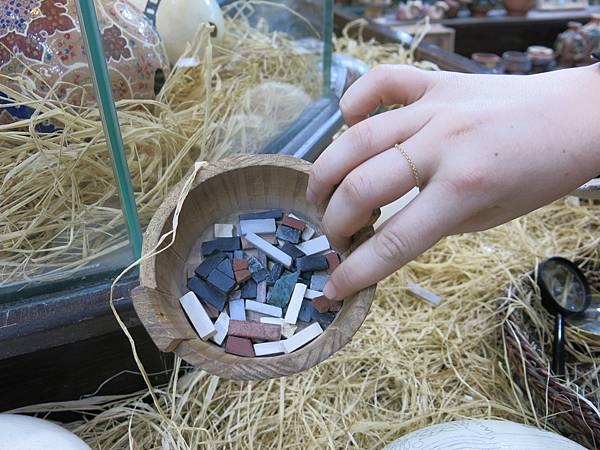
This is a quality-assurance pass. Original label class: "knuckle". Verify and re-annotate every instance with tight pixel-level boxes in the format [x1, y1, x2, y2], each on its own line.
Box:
[340, 171, 371, 205]
[310, 162, 327, 188]
[438, 167, 491, 199]
[373, 228, 414, 265]
[370, 64, 394, 83]
[347, 121, 375, 153]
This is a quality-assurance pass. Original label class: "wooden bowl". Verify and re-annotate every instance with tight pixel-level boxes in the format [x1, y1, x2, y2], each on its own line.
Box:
[132, 155, 376, 380]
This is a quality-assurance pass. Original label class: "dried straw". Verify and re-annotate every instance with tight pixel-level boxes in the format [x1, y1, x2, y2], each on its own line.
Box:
[0, 4, 319, 284]
[10, 11, 600, 447]
[15, 197, 600, 449]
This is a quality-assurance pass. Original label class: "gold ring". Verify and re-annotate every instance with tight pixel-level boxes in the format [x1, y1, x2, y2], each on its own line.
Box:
[395, 144, 421, 189]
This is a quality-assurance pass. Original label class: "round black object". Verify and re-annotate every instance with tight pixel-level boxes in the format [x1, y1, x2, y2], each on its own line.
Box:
[537, 257, 591, 316]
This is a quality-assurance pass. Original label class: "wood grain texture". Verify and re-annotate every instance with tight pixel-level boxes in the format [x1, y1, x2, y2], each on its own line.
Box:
[131, 286, 196, 352]
[134, 155, 376, 380]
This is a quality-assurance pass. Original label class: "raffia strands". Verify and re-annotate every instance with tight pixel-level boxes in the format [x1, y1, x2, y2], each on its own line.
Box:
[333, 18, 438, 71]
[15, 198, 600, 448]
[10, 9, 600, 449]
[0, 4, 319, 284]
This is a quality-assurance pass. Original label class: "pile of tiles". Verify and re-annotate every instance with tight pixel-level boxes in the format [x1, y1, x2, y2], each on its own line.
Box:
[179, 210, 342, 357]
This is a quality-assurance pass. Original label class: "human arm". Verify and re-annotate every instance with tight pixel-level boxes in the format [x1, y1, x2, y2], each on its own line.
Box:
[307, 64, 600, 300]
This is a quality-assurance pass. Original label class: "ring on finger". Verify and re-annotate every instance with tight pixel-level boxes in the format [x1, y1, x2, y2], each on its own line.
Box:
[395, 144, 421, 189]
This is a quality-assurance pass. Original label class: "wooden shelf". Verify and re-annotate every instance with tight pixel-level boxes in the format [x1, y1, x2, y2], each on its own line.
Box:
[372, 5, 600, 27]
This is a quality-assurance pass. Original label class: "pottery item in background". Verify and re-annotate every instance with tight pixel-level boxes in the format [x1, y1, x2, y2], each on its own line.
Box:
[466, 0, 497, 17]
[383, 419, 586, 450]
[0, 0, 169, 131]
[502, 0, 535, 16]
[129, 0, 225, 65]
[443, 0, 462, 17]
[396, 0, 456, 20]
[471, 52, 505, 72]
[396, 0, 425, 19]
[583, 14, 600, 62]
[0, 414, 91, 450]
[502, 50, 532, 74]
[527, 45, 555, 72]
[360, 0, 392, 18]
[555, 21, 588, 67]
[424, 1, 450, 19]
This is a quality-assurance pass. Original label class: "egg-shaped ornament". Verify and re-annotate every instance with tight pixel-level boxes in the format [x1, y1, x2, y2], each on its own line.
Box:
[0, 0, 169, 131]
[0, 414, 91, 450]
[383, 419, 586, 450]
[129, 0, 225, 65]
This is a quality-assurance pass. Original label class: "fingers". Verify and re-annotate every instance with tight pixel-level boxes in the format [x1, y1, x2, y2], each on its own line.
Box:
[321, 142, 427, 249]
[323, 183, 466, 301]
[307, 105, 433, 205]
[340, 64, 436, 127]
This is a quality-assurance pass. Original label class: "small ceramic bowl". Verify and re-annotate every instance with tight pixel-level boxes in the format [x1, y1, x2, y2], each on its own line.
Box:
[502, 50, 533, 74]
[132, 155, 376, 380]
[527, 46, 555, 73]
[471, 52, 505, 73]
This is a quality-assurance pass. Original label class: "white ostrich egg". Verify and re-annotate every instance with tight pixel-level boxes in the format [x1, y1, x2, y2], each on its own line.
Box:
[0, 414, 90, 450]
[129, 0, 225, 64]
[384, 419, 586, 450]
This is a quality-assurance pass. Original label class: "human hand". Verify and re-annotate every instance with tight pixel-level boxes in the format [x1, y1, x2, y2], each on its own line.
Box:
[307, 64, 600, 300]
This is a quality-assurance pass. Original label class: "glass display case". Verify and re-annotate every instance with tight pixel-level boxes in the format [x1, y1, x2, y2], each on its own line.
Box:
[0, 0, 340, 304]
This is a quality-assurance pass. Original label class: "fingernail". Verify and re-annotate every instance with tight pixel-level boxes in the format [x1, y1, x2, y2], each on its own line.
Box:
[323, 281, 337, 300]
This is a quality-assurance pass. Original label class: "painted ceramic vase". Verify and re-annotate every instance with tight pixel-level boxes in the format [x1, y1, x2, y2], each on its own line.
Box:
[555, 21, 588, 68]
[0, 0, 169, 130]
[128, 0, 225, 65]
[384, 419, 586, 450]
[583, 14, 600, 62]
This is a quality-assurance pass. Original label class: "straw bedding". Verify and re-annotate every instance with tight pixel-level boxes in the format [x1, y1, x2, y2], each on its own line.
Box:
[17, 198, 600, 449]
[0, 4, 319, 284]
[7, 7, 600, 450]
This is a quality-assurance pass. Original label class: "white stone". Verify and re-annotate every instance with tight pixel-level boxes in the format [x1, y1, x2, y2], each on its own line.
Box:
[210, 312, 230, 345]
[259, 317, 297, 338]
[179, 292, 216, 340]
[214, 223, 234, 238]
[254, 340, 285, 356]
[284, 283, 308, 325]
[244, 232, 292, 268]
[245, 300, 282, 317]
[240, 218, 276, 235]
[301, 224, 316, 241]
[304, 288, 323, 300]
[295, 235, 330, 256]
[229, 299, 246, 321]
[282, 322, 323, 353]
[407, 282, 442, 306]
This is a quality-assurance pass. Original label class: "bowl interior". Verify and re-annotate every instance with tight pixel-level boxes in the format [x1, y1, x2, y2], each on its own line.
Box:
[143, 158, 375, 380]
